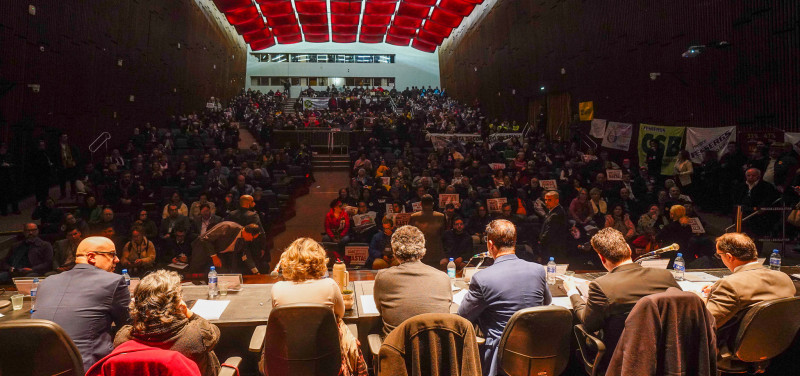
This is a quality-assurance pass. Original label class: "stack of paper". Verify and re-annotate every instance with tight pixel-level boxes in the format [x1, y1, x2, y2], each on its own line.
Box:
[359, 295, 379, 315]
[453, 290, 469, 306]
[550, 297, 573, 309]
[683, 272, 720, 283]
[191, 299, 230, 320]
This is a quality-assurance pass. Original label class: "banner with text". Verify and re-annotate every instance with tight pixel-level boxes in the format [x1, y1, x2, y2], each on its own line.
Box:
[300, 97, 329, 110]
[638, 124, 686, 176]
[685, 126, 736, 163]
[601, 122, 633, 151]
[590, 119, 607, 139]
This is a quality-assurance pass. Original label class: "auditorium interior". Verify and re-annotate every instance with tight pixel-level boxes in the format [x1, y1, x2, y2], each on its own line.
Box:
[1, 0, 800, 375]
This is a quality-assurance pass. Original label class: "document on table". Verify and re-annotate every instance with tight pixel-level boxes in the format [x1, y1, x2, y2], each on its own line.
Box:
[453, 289, 469, 306]
[550, 297, 573, 309]
[191, 299, 231, 320]
[677, 281, 709, 295]
[168, 262, 188, 269]
[360, 295, 379, 315]
[640, 259, 670, 269]
[683, 272, 720, 283]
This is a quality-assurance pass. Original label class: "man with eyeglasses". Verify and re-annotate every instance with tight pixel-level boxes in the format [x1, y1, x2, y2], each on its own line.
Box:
[32, 236, 130, 372]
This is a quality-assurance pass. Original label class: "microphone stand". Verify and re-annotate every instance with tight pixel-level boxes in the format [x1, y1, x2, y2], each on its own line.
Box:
[634, 254, 661, 264]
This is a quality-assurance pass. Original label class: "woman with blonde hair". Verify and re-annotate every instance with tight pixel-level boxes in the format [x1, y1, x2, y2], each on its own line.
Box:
[656, 204, 693, 257]
[270, 238, 368, 376]
[114, 270, 221, 376]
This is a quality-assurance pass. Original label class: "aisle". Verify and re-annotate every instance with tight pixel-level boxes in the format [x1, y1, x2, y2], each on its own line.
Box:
[269, 169, 349, 267]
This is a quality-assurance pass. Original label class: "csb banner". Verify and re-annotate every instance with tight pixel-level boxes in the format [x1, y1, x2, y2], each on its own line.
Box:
[601, 122, 633, 151]
[685, 126, 736, 163]
[300, 97, 329, 110]
[638, 124, 686, 176]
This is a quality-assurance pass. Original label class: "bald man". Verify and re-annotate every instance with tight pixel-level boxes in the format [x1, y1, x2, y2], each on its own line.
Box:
[225, 194, 263, 229]
[32, 236, 131, 372]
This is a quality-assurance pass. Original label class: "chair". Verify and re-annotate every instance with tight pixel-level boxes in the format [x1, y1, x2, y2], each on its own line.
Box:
[377, 313, 481, 376]
[574, 324, 606, 376]
[497, 306, 572, 376]
[716, 296, 800, 374]
[249, 303, 341, 376]
[0, 319, 84, 376]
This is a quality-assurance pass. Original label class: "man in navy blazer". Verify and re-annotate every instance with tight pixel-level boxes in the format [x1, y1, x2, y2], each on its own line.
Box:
[458, 219, 552, 376]
[32, 236, 130, 372]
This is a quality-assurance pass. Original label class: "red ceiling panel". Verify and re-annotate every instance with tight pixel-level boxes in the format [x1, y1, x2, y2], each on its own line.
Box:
[422, 20, 453, 37]
[250, 38, 276, 51]
[360, 25, 388, 35]
[385, 34, 411, 46]
[276, 33, 303, 44]
[258, 1, 294, 15]
[366, 0, 397, 3]
[429, 7, 463, 28]
[331, 14, 359, 25]
[365, 2, 396, 15]
[294, 0, 327, 14]
[332, 34, 357, 43]
[298, 14, 328, 25]
[330, 0, 363, 14]
[243, 28, 273, 43]
[271, 24, 301, 36]
[234, 18, 267, 35]
[404, 0, 437, 5]
[411, 38, 437, 52]
[213, 0, 253, 13]
[397, 2, 431, 18]
[332, 24, 359, 34]
[304, 33, 330, 43]
[393, 16, 423, 29]
[461, 0, 484, 3]
[416, 29, 444, 45]
[266, 13, 298, 26]
[359, 34, 384, 43]
[302, 25, 330, 34]
[387, 25, 417, 38]
[362, 15, 392, 26]
[225, 7, 261, 24]
[438, 0, 476, 16]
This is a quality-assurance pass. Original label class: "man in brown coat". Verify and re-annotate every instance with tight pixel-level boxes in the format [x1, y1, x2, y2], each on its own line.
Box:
[409, 195, 446, 268]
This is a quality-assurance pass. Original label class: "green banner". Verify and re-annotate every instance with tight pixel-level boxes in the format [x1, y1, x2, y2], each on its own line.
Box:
[638, 124, 686, 176]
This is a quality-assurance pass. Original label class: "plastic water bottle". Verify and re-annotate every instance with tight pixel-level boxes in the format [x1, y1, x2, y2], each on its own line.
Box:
[674, 253, 685, 281]
[121, 269, 131, 287]
[208, 266, 218, 298]
[547, 257, 557, 285]
[770, 249, 781, 270]
[30, 278, 39, 313]
[447, 258, 456, 279]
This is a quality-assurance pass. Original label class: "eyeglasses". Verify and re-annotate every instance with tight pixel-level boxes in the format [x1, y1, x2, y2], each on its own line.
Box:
[713, 252, 725, 260]
[91, 251, 118, 258]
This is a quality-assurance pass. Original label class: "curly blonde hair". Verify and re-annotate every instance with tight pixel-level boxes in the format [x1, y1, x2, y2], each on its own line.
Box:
[281, 238, 329, 282]
[130, 270, 185, 334]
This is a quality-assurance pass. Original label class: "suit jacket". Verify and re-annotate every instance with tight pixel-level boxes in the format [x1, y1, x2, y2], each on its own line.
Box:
[540, 205, 568, 258]
[52, 238, 78, 271]
[192, 215, 222, 236]
[373, 260, 453, 337]
[705, 262, 795, 329]
[32, 263, 131, 372]
[570, 263, 680, 371]
[189, 221, 267, 273]
[458, 254, 551, 376]
[225, 208, 262, 228]
[409, 210, 446, 267]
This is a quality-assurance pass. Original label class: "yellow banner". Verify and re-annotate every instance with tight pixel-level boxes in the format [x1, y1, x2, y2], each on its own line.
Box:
[579, 101, 594, 121]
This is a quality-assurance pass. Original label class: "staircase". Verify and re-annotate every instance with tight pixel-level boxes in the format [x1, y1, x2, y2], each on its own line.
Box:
[312, 153, 350, 171]
[283, 98, 296, 115]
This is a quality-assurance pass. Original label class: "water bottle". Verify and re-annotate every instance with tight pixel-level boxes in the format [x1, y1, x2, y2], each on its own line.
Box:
[121, 269, 131, 287]
[447, 258, 456, 279]
[770, 249, 781, 270]
[547, 257, 557, 285]
[30, 278, 39, 313]
[208, 266, 218, 298]
[674, 253, 685, 281]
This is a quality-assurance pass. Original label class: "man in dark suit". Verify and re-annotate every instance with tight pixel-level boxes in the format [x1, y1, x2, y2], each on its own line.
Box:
[189, 221, 267, 274]
[225, 195, 263, 229]
[539, 190, 569, 261]
[732, 168, 780, 247]
[564, 227, 679, 372]
[458, 219, 551, 376]
[192, 203, 222, 236]
[32, 236, 130, 372]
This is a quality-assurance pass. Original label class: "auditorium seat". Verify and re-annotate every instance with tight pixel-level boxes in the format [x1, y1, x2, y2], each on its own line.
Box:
[574, 324, 606, 376]
[248, 303, 341, 376]
[497, 306, 572, 376]
[717, 296, 800, 374]
[0, 319, 84, 376]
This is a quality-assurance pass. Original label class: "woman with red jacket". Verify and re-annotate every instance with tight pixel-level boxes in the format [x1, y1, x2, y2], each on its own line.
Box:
[323, 199, 351, 245]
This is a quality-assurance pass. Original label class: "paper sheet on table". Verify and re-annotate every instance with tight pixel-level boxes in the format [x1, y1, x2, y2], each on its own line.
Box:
[0, 313, 4, 318]
[360, 295, 379, 315]
[678, 281, 709, 295]
[191, 299, 230, 320]
[451, 283, 461, 291]
[641, 259, 670, 269]
[551, 297, 573, 309]
[792, 274, 800, 280]
[168, 262, 188, 269]
[453, 289, 469, 306]
[683, 272, 720, 282]
[758, 258, 766, 265]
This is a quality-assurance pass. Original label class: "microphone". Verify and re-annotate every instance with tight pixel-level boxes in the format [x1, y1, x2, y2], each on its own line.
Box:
[269, 258, 283, 277]
[634, 243, 680, 262]
[472, 251, 491, 258]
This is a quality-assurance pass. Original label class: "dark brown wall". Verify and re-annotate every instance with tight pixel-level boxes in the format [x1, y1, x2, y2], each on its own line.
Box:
[0, 0, 247, 151]
[439, 0, 799, 131]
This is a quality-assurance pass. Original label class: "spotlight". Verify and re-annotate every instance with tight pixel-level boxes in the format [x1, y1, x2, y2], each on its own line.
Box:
[540, 86, 545, 91]
[681, 45, 705, 58]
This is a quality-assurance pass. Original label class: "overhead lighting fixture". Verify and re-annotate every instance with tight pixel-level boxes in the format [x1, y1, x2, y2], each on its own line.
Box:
[681, 45, 705, 58]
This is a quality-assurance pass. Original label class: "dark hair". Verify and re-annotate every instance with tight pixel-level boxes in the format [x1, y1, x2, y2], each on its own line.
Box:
[199, 203, 211, 211]
[715, 233, 757, 261]
[590, 228, 631, 263]
[421, 194, 434, 205]
[244, 223, 263, 235]
[329, 199, 342, 209]
[445, 203, 455, 210]
[485, 219, 516, 249]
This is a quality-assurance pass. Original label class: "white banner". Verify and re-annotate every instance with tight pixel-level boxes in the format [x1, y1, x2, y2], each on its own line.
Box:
[300, 97, 329, 110]
[785, 132, 800, 154]
[601, 122, 633, 151]
[590, 119, 607, 139]
[685, 126, 736, 163]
